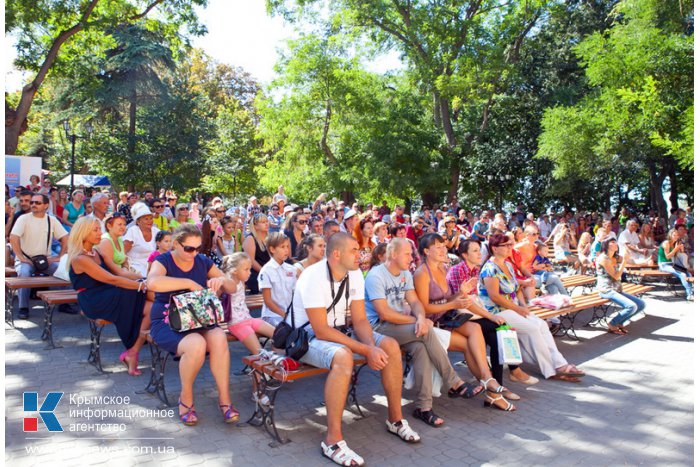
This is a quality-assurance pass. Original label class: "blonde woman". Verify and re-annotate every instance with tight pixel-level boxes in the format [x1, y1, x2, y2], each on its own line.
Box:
[577, 232, 594, 274]
[242, 213, 270, 294]
[68, 217, 149, 376]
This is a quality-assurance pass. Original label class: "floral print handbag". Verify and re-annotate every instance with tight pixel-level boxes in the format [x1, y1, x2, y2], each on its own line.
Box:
[168, 289, 225, 332]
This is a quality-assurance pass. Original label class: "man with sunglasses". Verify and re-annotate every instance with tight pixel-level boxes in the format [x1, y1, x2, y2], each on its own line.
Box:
[267, 204, 284, 233]
[10, 194, 69, 319]
[148, 198, 170, 231]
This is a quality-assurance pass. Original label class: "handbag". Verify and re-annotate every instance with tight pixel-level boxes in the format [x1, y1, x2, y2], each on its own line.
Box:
[22, 216, 52, 274]
[274, 264, 349, 361]
[437, 309, 473, 329]
[496, 324, 523, 365]
[168, 289, 225, 332]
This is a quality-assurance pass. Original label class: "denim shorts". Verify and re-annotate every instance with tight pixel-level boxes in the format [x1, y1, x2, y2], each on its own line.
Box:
[299, 331, 385, 370]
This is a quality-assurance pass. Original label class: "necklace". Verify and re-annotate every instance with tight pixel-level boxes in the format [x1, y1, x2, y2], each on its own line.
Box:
[83, 247, 96, 256]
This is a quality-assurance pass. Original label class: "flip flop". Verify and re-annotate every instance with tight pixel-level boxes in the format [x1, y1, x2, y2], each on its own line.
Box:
[556, 364, 586, 377]
[607, 327, 626, 335]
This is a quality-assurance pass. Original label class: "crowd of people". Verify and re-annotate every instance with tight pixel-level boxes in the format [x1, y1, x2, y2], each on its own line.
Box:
[6, 179, 695, 466]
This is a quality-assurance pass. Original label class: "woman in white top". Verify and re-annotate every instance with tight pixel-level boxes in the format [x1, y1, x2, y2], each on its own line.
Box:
[123, 203, 159, 277]
[293, 234, 326, 276]
[258, 232, 298, 326]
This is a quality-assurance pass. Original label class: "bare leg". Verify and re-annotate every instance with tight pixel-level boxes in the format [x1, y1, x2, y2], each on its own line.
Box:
[378, 337, 404, 423]
[176, 333, 207, 417]
[124, 301, 152, 372]
[240, 333, 263, 354]
[203, 328, 232, 407]
[324, 347, 353, 445]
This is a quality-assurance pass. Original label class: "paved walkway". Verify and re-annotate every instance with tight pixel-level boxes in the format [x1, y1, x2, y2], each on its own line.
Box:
[4, 285, 694, 466]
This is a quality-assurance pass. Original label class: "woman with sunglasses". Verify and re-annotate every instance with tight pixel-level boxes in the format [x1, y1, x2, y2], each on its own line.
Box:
[267, 204, 284, 233]
[478, 233, 585, 382]
[169, 203, 194, 231]
[283, 212, 308, 261]
[147, 223, 240, 426]
[242, 213, 270, 294]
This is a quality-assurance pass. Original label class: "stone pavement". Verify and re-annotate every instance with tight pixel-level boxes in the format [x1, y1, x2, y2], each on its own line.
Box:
[4, 285, 694, 466]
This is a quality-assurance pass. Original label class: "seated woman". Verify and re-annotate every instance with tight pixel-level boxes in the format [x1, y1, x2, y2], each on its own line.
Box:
[68, 217, 149, 376]
[353, 215, 376, 274]
[293, 233, 326, 276]
[98, 213, 143, 280]
[124, 203, 159, 277]
[597, 237, 647, 333]
[577, 232, 594, 274]
[553, 224, 579, 268]
[414, 233, 518, 411]
[638, 222, 658, 261]
[447, 239, 537, 388]
[147, 224, 240, 426]
[658, 229, 694, 301]
[478, 233, 585, 382]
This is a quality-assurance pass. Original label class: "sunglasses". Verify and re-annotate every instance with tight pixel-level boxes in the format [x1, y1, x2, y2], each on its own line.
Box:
[30, 201, 46, 205]
[180, 244, 202, 253]
[297, 219, 308, 224]
[216, 209, 226, 213]
[153, 204, 164, 209]
[178, 207, 188, 211]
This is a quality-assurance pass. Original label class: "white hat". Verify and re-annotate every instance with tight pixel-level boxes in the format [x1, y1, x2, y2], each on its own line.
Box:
[131, 202, 152, 222]
[343, 209, 357, 221]
[249, 196, 257, 201]
[283, 205, 294, 214]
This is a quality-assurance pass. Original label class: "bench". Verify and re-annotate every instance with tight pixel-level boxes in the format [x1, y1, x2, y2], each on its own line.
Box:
[5, 276, 71, 328]
[530, 293, 610, 339]
[5, 266, 17, 277]
[560, 274, 596, 292]
[243, 353, 367, 446]
[36, 289, 77, 350]
[142, 294, 264, 407]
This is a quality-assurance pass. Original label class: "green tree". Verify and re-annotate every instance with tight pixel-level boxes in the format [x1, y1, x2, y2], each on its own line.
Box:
[5, 0, 205, 154]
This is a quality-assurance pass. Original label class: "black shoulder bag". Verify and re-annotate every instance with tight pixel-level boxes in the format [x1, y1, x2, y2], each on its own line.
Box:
[22, 216, 52, 274]
[272, 263, 349, 361]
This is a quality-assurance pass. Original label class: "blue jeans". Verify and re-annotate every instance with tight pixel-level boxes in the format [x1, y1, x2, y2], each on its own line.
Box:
[658, 262, 694, 298]
[534, 273, 568, 295]
[599, 291, 646, 326]
[14, 259, 60, 309]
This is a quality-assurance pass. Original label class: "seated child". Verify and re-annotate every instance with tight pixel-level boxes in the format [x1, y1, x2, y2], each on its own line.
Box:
[532, 241, 554, 283]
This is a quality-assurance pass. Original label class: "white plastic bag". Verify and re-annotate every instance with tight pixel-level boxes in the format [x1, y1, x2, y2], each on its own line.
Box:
[53, 255, 70, 282]
[404, 327, 452, 397]
[496, 326, 523, 365]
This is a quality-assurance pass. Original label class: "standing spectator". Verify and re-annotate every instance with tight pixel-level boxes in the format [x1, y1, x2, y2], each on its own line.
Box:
[27, 174, 41, 191]
[10, 193, 69, 319]
[391, 204, 407, 224]
[378, 200, 391, 218]
[123, 203, 158, 277]
[247, 196, 261, 220]
[272, 185, 288, 205]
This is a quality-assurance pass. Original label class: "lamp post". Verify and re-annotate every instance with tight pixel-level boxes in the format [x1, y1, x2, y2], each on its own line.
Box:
[62, 121, 92, 194]
[497, 174, 512, 211]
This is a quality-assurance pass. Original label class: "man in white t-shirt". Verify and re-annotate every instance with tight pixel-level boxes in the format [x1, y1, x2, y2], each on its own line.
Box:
[291, 233, 420, 465]
[10, 193, 68, 319]
[272, 185, 287, 205]
[617, 220, 653, 265]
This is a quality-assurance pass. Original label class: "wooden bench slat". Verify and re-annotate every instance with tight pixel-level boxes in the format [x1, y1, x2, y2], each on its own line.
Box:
[6, 276, 71, 289]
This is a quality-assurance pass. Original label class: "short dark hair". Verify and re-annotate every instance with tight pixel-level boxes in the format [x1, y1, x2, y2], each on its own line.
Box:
[32, 193, 50, 204]
[418, 233, 445, 259]
[19, 189, 33, 198]
[323, 220, 340, 236]
[457, 238, 480, 258]
[388, 222, 406, 237]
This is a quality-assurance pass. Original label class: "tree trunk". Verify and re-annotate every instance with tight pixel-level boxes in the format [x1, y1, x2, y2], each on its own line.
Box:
[648, 159, 669, 223]
[668, 165, 679, 211]
[5, 0, 101, 154]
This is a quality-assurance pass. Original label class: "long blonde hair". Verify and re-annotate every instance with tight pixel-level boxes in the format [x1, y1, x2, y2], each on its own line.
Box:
[248, 213, 268, 251]
[67, 217, 100, 266]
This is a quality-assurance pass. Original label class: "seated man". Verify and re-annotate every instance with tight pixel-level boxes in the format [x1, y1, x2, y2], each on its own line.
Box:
[365, 238, 478, 428]
[617, 220, 654, 265]
[291, 233, 420, 466]
[9, 193, 69, 319]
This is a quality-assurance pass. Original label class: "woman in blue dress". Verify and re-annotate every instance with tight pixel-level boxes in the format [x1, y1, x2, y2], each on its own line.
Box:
[147, 223, 240, 426]
[68, 217, 149, 376]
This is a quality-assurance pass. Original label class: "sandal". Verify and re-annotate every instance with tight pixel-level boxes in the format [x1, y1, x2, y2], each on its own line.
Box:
[480, 377, 505, 394]
[556, 364, 586, 377]
[219, 404, 240, 424]
[607, 326, 626, 335]
[119, 350, 142, 376]
[412, 408, 443, 427]
[448, 381, 484, 399]
[321, 440, 365, 466]
[548, 374, 581, 383]
[483, 393, 516, 411]
[178, 399, 198, 426]
[501, 389, 521, 401]
[385, 419, 421, 443]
